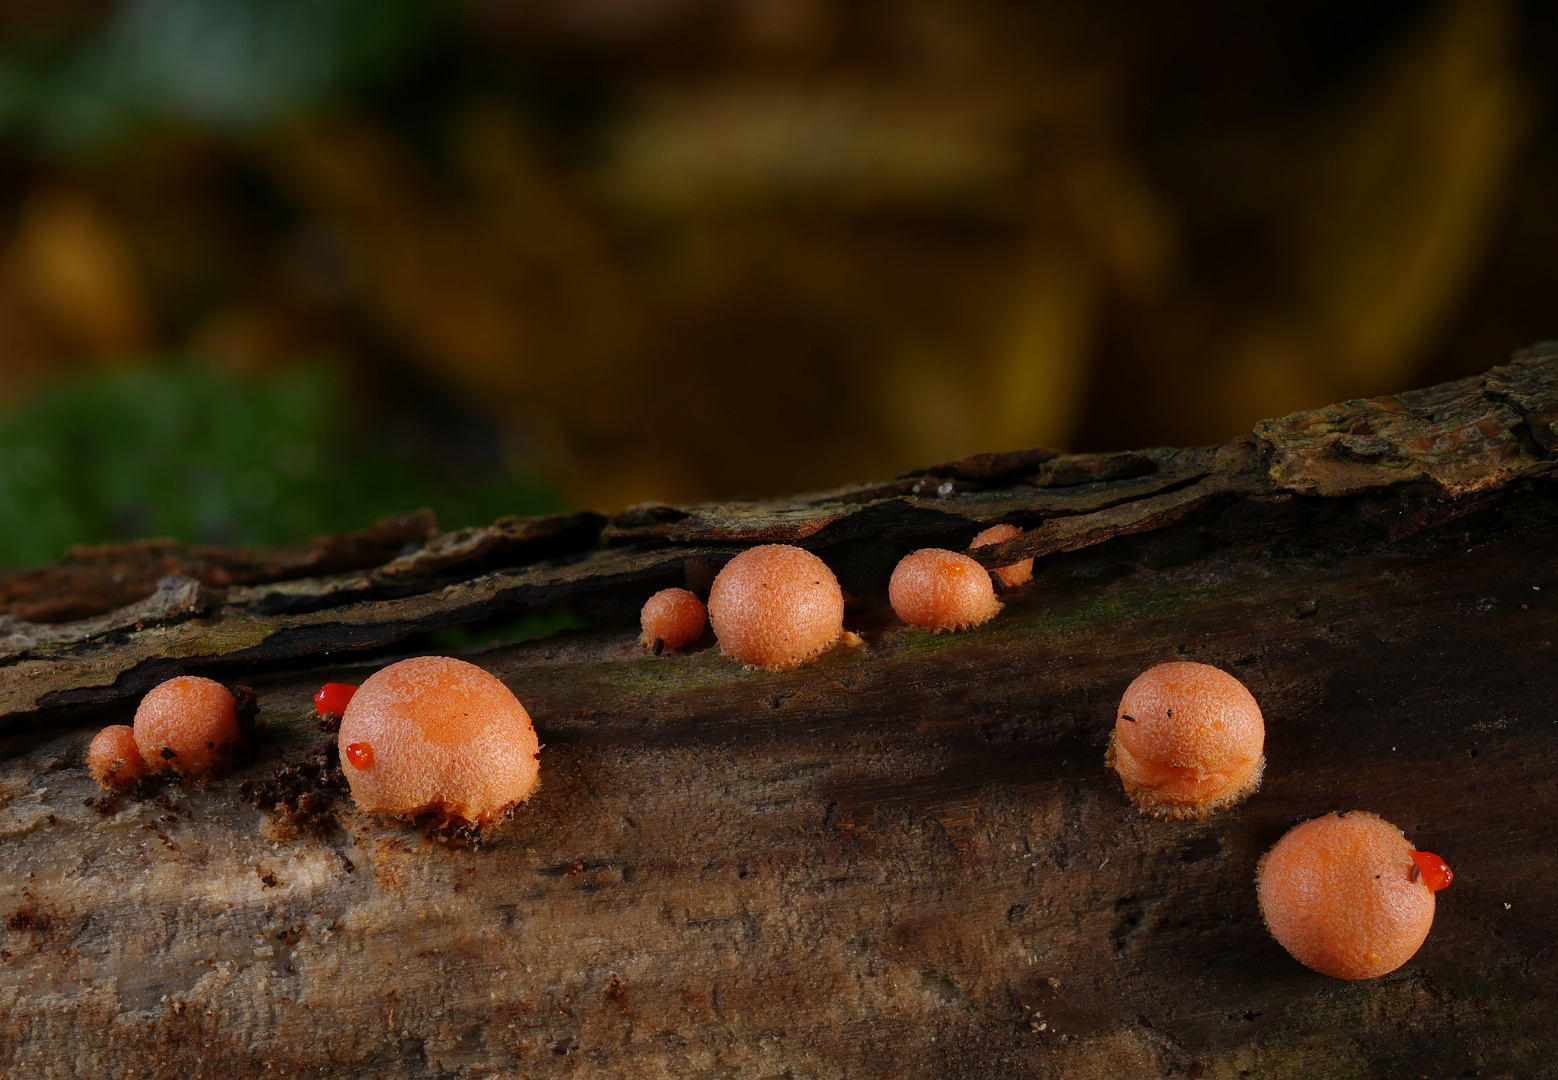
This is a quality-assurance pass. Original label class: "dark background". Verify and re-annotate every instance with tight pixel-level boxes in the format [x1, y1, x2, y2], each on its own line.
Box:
[0, 0, 1551, 564]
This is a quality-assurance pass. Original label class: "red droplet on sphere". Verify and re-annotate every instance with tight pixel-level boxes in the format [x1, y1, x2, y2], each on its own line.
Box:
[345, 742, 374, 769]
[1411, 850, 1453, 891]
[314, 683, 359, 717]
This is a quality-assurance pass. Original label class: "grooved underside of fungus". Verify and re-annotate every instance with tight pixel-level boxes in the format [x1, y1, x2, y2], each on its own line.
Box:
[2, 343, 1558, 1078]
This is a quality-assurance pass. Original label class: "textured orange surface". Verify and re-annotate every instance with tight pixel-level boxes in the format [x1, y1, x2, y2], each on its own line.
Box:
[639, 587, 707, 651]
[888, 548, 1001, 632]
[337, 655, 540, 825]
[1108, 661, 1263, 818]
[707, 545, 845, 671]
[970, 524, 1034, 587]
[86, 724, 145, 789]
[1258, 812, 1436, 979]
[133, 676, 241, 778]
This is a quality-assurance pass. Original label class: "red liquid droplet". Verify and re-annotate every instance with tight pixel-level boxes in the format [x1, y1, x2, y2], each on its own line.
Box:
[314, 683, 359, 716]
[1411, 850, 1453, 891]
[345, 742, 373, 769]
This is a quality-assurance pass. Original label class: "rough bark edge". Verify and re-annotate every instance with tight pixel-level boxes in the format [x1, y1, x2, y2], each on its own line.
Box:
[0, 350, 1554, 727]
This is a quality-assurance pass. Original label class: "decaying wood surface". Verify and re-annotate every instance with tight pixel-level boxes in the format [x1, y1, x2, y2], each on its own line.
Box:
[2, 344, 1557, 1078]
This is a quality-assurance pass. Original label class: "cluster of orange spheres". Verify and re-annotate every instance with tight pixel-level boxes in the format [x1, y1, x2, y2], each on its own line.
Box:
[638, 529, 1036, 671]
[639, 544, 850, 670]
[90, 657, 542, 831]
[85, 526, 1451, 981]
[1105, 660, 1452, 980]
[84, 531, 1031, 826]
[87, 675, 244, 789]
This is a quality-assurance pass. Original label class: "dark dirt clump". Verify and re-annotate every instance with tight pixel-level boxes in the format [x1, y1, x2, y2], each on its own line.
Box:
[7, 905, 51, 935]
[240, 735, 349, 831]
[412, 800, 526, 849]
[233, 684, 260, 735]
[82, 775, 163, 815]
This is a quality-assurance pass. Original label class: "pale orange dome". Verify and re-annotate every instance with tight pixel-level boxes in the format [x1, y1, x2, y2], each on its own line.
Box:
[338, 655, 540, 826]
[707, 545, 845, 671]
[87, 725, 146, 789]
[1258, 811, 1437, 979]
[133, 676, 242, 779]
[888, 548, 1001, 632]
[640, 588, 707, 652]
[1107, 661, 1264, 819]
[970, 523, 1033, 588]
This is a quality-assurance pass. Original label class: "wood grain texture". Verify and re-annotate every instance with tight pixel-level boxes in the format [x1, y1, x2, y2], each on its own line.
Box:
[2, 348, 1557, 1078]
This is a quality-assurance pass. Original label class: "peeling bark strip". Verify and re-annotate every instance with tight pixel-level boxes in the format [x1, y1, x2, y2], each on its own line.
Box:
[1255, 344, 1558, 498]
[0, 509, 441, 624]
[0, 348, 1555, 727]
[3, 347, 1558, 1078]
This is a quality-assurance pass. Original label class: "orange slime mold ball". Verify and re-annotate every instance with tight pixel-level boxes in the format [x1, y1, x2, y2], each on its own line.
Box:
[1106, 661, 1264, 820]
[640, 587, 707, 653]
[338, 655, 540, 826]
[1259, 811, 1444, 979]
[133, 676, 242, 778]
[707, 544, 845, 671]
[970, 523, 1033, 588]
[889, 548, 1001, 632]
[87, 725, 146, 790]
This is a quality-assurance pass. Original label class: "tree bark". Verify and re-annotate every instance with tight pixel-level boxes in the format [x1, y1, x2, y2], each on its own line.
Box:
[2, 344, 1556, 1078]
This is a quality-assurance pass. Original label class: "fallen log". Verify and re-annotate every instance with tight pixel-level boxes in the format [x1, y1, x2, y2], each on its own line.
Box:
[2, 344, 1557, 1077]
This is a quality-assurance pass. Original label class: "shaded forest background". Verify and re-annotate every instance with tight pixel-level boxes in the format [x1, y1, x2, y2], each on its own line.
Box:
[0, 0, 1552, 565]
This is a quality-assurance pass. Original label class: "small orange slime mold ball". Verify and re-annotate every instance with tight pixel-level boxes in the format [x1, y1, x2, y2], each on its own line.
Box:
[889, 548, 1002, 632]
[970, 523, 1033, 588]
[1106, 661, 1264, 820]
[640, 587, 707, 653]
[1259, 811, 1448, 979]
[337, 655, 540, 826]
[707, 544, 845, 671]
[133, 676, 242, 778]
[87, 725, 147, 790]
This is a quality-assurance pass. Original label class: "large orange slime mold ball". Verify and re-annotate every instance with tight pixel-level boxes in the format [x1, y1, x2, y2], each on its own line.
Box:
[338, 655, 540, 826]
[1258, 811, 1449, 979]
[1106, 661, 1264, 820]
[134, 676, 242, 779]
[889, 548, 1001, 632]
[640, 587, 707, 653]
[87, 725, 146, 790]
[707, 544, 845, 671]
[970, 523, 1033, 588]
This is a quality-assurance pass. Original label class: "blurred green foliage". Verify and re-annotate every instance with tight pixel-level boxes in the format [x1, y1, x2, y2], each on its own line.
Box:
[0, 364, 558, 567]
[0, 0, 1544, 514]
[0, 0, 444, 148]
